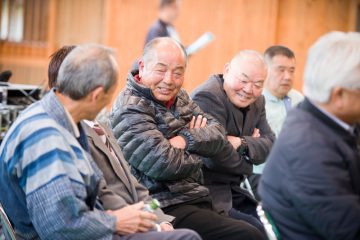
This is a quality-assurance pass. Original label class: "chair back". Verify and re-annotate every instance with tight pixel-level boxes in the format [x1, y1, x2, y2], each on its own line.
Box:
[0, 203, 16, 240]
[256, 203, 281, 240]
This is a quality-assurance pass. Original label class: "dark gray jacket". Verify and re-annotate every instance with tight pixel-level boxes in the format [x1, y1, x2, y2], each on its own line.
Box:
[191, 75, 275, 213]
[110, 71, 226, 208]
[259, 98, 360, 240]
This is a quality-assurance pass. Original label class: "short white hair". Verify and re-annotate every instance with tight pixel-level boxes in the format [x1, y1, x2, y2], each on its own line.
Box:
[303, 31, 360, 103]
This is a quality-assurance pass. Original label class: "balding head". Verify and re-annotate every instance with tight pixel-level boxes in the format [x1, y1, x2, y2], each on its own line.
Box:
[142, 37, 187, 68]
[138, 37, 187, 103]
[223, 50, 267, 108]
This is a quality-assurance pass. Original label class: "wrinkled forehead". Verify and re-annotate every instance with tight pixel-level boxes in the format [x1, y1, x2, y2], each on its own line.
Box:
[229, 58, 267, 79]
[146, 43, 186, 68]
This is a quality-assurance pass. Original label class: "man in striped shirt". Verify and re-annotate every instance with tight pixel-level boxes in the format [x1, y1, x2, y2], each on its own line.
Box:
[0, 44, 200, 240]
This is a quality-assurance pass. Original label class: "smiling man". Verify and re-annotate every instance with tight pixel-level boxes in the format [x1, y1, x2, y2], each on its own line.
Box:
[110, 38, 265, 240]
[192, 50, 275, 218]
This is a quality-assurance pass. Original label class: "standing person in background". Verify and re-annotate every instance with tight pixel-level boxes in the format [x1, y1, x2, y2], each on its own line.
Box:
[256, 46, 303, 175]
[259, 31, 360, 240]
[145, 0, 181, 45]
[192, 50, 274, 220]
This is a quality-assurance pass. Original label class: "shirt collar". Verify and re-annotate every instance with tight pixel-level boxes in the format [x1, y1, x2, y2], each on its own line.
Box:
[263, 88, 283, 102]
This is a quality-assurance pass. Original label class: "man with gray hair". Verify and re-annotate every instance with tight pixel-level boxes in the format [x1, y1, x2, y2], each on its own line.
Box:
[0, 44, 199, 240]
[259, 32, 360, 239]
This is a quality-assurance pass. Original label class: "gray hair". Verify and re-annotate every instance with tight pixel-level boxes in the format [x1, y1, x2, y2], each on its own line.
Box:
[57, 44, 117, 100]
[303, 31, 360, 103]
[142, 37, 188, 67]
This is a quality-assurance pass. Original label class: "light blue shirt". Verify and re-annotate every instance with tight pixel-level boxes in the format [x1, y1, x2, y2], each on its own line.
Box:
[263, 88, 304, 137]
[254, 88, 303, 174]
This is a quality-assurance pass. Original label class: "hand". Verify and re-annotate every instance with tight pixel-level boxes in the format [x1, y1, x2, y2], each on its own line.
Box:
[107, 201, 158, 235]
[189, 115, 207, 129]
[252, 128, 260, 138]
[160, 222, 174, 231]
[227, 135, 242, 150]
[169, 136, 186, 149]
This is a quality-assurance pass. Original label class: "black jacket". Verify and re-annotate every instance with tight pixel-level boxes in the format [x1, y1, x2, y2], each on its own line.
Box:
[110, 71, 226, 208]
[259, 98, 360, 240]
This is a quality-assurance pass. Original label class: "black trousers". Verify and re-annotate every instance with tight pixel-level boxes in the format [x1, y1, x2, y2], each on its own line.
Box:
[163, 198, 265, 240]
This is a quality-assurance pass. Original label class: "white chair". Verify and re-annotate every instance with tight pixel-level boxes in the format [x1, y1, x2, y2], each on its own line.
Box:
[0, 203, 16, 240]
[256, 203, 281, 240]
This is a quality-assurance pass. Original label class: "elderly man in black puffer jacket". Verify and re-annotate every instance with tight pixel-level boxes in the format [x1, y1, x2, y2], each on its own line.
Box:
[110, 37, 265, 240]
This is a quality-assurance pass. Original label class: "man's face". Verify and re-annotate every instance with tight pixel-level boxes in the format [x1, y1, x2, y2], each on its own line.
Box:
[223, 60, 267, 108]
[139, 43, 186, 103]
[266, 55, 296, 99]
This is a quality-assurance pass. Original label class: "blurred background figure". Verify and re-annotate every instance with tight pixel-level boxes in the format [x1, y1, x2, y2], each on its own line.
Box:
[262, 45, 303, 137]
[259, 31, 360, 240]
[145, 0, 181, 45]
[253, 45, 304, 175]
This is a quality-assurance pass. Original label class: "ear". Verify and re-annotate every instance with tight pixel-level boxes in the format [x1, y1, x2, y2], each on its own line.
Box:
[90, 86, 105, 102]
[138, 60, 145, 78]
[223, 63, 230, 78]
[330, 87, 344, 109]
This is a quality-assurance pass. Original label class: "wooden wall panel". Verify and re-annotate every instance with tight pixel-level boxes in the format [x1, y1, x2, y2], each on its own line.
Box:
[55, 0, 104, 46]
[176, 0, 279, 91]
[276, 0, 354, 91]
[104, 0, 279, 93]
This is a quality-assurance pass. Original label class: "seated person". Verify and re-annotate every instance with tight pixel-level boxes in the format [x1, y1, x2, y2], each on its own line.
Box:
[254, 45, 303, 175]
[110, 37, 265, 240]
[0, 44, 199, 240]
[259, 31, 360, 239]
[262, 45, 303, 138]
[46, 45, 201, 240]
[191, 50, 275, 206]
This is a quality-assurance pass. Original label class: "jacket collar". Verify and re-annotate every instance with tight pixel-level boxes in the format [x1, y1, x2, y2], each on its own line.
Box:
[299, 98, 357, 144]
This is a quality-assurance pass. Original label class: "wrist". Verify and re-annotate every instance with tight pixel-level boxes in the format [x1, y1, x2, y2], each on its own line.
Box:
[237, 137, 249, 155]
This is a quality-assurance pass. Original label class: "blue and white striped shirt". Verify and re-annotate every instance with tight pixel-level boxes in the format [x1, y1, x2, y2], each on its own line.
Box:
[0, 90, 116, 239]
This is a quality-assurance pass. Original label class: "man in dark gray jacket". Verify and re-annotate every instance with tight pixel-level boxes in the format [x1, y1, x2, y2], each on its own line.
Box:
[191, 50, 275, 221]
[110, 37, 265, 240]
[259, 31, 360, 240]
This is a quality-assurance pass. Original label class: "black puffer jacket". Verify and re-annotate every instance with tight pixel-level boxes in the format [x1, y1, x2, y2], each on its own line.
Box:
[110, 71, 226, 207]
